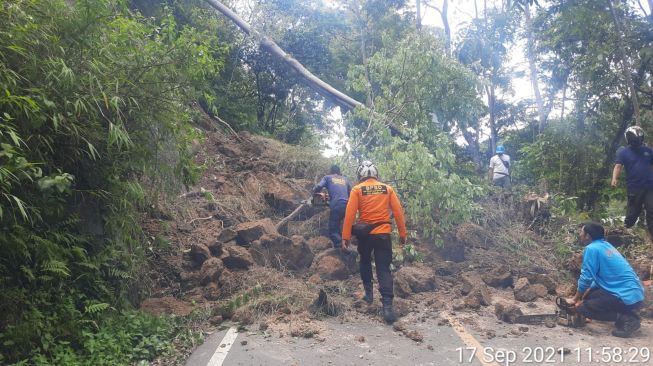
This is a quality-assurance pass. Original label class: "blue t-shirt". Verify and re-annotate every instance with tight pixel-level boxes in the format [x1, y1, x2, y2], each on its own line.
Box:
[313, 174, 352, 208]
[615, 145, 653, 190]
[577, 239, 644, 305]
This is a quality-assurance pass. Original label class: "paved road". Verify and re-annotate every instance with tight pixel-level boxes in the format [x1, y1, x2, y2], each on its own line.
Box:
[186, 311, 652, 366]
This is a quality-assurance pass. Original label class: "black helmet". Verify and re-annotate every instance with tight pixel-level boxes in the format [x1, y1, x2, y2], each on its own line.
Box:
[625, 126, 645, 147]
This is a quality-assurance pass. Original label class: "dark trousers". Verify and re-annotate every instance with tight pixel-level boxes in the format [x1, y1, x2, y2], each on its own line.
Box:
[357, 233, 393, 304]
[577, 288, 642, 322]
[625, 188, 653, 237]
[328, 201, 347, 248]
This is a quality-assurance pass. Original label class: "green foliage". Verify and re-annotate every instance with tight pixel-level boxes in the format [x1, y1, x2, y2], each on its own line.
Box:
[344, 33, 486, 245]
[0, 0, 223, 363]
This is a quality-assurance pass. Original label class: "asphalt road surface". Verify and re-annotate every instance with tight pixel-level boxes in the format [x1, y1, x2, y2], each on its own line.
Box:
[185, 310, 652, 366]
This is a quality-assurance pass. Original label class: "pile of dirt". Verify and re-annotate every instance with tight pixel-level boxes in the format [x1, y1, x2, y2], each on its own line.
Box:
[139, 122, 652, 349]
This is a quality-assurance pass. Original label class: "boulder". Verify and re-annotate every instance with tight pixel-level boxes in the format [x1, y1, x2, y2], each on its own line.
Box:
[217, 228, 237, 243]
[494, 302, 524, 323]
[440, 234, 465, 262]
[312, 248, 357, 280]
[513, 277, 548, 302]
[464, 287, 492, 309]
[140, 297, 193, 316]
[483, 265, 513, 288]
[179, 271, 201, 291]
[394, 265, 438, 298]
[525, 272, 557, 294]
[199, 257, 225, 285]
[459, 271, 492, 308]
[461, 272, 485, 295]
[190, 244, 211, 268]
[307, 236, 333, 253]
[631, 259, 652, 281]
[207, 241, 223, 257]
[254, 172, 305, 214]
[234, 218, 278, 245]
[455, 223, 494, 249]
[250, 233, 314, 270]
[203, 283, 222, 301]
[222, 245, 255, 270]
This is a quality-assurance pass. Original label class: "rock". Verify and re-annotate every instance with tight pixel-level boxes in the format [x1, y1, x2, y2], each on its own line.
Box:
[256, 173, 306, 213]
[199, 257, 225, 285]
[312, 248, 357, 280]
[440, 233, 465, 262]
[525, 272, 557, 294]
[179, 271, 201, 291]
[460, 272, 485, 295]
[494, 302, 523, 323]
[452, 300, 466, 311]
[217, 228, 237, 243]
[464, 286, 492, 309]
[208, 241, 223, 257]
[486, 330, 496, 339]
[217, 144, 241, 158]
[190, 244, 211, 268]
[555, 283, 575, 297]
[140, 297, 193, 316]
[394, 265, 438, 298]
[455, 223, 494, 249]
[632, 259, 652, 281]
[222, 245, 255, 270]
[203, 282, 222, 301]
[234, 218, 278, 245]
[210, 315, 223, 325]
[483, 265, 513, 288]
[514, 277, 547, 302]
[307, 236, 333, 252]
[250, 233, 314, 270]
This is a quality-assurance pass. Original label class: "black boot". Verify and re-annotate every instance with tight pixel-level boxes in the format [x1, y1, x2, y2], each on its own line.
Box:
[363, 283, 373, 304]
[382, 303, 396, 324]
[612, 313, 640, 338]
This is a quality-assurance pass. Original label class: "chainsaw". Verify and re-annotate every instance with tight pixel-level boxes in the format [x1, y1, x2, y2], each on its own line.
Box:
[513, 297, 584, 328]
[311, 191, 330, 206]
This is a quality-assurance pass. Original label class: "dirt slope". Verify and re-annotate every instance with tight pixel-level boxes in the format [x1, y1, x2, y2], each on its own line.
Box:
[138, 124, 653, 362]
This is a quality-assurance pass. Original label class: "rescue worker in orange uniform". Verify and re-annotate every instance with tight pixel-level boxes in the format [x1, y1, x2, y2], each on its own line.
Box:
[342, 161, 407, 323]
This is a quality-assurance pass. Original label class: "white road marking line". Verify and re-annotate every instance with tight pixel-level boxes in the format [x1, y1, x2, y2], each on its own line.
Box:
[206, 327, 239, 366]
[441, 312, 501, 366]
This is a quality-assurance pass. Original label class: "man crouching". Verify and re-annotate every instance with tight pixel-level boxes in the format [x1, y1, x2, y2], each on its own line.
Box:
[566, 222, 645, 337]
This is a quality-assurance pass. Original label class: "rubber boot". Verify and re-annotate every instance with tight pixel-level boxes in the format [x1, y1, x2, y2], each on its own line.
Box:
[382, 303, 396, 324]
[363, 283, 373, 304]
[612, 313, 640, 338]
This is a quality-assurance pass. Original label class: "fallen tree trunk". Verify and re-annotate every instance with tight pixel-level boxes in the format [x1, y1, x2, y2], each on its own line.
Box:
[275, 203, 308, 232]
[204, 0, 405, 138]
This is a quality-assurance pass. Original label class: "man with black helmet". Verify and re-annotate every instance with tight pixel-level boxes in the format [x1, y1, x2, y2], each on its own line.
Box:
[612, 126, 653, 238]
[341, 161, 407, 324]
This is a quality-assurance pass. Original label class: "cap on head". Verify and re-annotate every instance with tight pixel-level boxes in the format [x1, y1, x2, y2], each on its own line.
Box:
[496, 145, 506, 154]
[357, 160, 378, 181]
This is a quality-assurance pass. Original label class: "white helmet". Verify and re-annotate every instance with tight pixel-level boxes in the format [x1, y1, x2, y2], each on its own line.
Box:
[625, 126, 645, 147]
[357, 160, 378, 181]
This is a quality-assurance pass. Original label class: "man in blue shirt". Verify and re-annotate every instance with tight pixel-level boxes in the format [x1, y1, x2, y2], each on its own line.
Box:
[313, 165, 352, 248]
[612, 126, 653, 238]
[566, 222, 645, 338]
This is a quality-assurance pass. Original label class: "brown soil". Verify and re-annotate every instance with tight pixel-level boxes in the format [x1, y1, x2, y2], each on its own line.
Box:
[139, 121, 653, 358]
